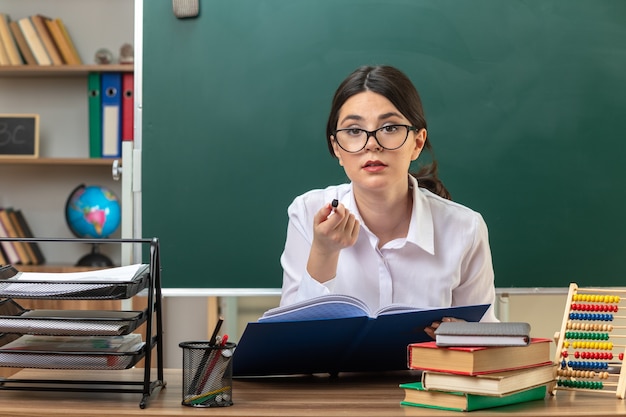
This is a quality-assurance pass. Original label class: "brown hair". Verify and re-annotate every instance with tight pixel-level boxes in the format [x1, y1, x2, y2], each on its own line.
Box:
[326, 65, 450, 200]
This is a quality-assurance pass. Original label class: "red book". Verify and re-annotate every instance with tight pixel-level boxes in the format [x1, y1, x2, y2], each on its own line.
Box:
[407, 338, 552, 376]
[121, 72, 134, 141]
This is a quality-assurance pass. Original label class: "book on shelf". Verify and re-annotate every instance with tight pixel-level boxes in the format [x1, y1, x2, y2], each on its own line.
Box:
[421, 363, 556, 396]
[0, 13, 24, 65]
[54, 17, 82, 64]
[17, 16, 51, 65]
[43, 17, 80, 65]
[408, 338, 552, 375]
[0, 218, 20, 265]
[0, 243, 6, 265]
[29, 15, 63, 66]
[400, 381, 547, 412]
[0, 27, 9, 65]
[4, 209, 36, 265]
[9, 20, 37, 65]
[232, 293, 489, 376]
[0, 208, 30, 265]
[435, 321, 532, 347]
[9, 209, 45, 265]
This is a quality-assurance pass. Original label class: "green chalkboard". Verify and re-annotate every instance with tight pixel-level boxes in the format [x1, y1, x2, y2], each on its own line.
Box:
[142, 0, 626, 289]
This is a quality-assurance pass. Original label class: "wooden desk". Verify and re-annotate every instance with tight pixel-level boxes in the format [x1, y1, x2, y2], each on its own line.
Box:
[0, 368, 624, 416]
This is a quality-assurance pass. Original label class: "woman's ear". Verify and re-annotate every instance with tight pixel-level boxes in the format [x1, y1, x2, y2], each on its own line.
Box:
[331, 136, 344, 166]
[411, 128, 427, 161]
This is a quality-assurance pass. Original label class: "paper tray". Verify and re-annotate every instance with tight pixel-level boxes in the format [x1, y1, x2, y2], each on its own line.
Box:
[0, 264, 150, 300]
[0, 299, 147, 336]
[0, 333, 146, 370]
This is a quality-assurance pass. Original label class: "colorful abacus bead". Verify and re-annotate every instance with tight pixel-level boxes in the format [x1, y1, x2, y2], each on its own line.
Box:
[571, 304, 618, 312]
[567, 361, 609, 370]
[576, 351, 613, 360]
[557, 379, 604, 390]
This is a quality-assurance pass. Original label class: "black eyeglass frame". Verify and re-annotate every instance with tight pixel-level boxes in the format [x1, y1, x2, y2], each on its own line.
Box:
[331, 124, 419, 153]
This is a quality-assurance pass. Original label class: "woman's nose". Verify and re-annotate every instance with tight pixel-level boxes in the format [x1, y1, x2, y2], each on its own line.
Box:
[364, 132, 382, 151]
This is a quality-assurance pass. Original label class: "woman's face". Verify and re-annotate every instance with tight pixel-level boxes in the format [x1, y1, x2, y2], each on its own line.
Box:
[331, 91, 425, 193]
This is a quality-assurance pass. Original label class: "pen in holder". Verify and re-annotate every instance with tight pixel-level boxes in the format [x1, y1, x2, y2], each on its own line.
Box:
[179, 340, 236, 407]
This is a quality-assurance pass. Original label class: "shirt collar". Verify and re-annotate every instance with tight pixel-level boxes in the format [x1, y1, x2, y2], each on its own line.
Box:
[344, 176, 435, 254]
[407, 175, 435, 254]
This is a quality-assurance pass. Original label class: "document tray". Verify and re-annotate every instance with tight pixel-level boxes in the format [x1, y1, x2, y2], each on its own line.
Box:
[0, 299, 146, 336]
[0, 333, 146, 370]
[0, 265, 149, 300]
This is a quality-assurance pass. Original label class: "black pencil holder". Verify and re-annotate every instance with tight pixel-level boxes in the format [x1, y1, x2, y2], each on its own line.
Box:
[179, 340, 236, 407]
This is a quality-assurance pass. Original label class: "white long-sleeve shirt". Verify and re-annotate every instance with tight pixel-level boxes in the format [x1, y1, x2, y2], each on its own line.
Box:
[279, 176, 498, 322]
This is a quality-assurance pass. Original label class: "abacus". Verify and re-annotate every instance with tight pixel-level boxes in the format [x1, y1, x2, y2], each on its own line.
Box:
[552, 283, 626, 398]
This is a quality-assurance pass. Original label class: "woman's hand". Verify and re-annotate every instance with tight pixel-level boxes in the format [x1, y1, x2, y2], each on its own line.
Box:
[312, 201, 360, 253]
[424, 317, 466, 339]
[306, 201, 360, 283]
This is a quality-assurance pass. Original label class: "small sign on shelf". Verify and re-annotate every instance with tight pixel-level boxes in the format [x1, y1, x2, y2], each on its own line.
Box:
[0, 114, 40, 158]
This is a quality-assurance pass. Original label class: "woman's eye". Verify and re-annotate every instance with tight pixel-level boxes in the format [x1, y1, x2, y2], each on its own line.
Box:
[347, 129, 363, 136]
[382, 125, 398, 133]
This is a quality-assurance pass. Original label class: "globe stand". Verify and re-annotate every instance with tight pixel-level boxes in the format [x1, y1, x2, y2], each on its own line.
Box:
[76, 243, 114, 267]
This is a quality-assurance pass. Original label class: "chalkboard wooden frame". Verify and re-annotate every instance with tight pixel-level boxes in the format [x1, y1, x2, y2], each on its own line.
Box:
[0, 114, 40, 158]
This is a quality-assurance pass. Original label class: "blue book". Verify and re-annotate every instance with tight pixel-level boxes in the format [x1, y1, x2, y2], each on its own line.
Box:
[232, 294, 489, 376]
[100, 72, 122, 158]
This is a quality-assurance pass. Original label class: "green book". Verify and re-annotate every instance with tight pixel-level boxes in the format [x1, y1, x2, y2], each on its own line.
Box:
[87, 72, 102, 158]
[400, 382, 546, 412]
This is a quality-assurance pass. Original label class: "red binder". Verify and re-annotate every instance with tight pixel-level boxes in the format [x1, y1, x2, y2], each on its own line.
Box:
[121, 72, 134, 141]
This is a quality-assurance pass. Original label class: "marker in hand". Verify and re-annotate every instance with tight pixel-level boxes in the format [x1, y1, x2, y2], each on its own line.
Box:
[326, 199, 339, 218]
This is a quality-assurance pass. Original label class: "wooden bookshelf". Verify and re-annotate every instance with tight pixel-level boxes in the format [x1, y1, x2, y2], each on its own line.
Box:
[0, 65, 133, 77]
[0, 1, 133, 267]
[0, 158, 114, 166]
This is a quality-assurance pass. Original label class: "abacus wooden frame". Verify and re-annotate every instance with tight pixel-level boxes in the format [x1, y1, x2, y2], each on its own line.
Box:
[552, 283, 626, 399]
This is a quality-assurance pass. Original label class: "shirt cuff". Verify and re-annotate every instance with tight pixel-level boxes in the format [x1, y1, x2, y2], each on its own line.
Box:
[294, 271, 335, 302]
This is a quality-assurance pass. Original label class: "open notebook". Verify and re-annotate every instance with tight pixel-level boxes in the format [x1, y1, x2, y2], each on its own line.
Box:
[233, 294, 489, 377]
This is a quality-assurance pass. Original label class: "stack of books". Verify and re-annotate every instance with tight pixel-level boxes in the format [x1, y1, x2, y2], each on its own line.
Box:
[401, 322, 555, 412]
[0, 207, 45, 266]
[0, 12, 81, 66]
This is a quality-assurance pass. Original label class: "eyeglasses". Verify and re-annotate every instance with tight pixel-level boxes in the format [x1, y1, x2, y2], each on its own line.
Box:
[332, 124, 418, 153]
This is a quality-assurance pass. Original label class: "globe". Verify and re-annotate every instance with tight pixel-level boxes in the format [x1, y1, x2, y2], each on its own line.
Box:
[65, 184, 121, 266]
[65, 184, 121, 238]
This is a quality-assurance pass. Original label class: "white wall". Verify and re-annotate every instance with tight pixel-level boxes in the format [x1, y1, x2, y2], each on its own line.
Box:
[0, 0, 134, 265]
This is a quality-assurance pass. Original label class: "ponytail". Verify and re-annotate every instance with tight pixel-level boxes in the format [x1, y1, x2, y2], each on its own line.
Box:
[411, 160, 451, 200]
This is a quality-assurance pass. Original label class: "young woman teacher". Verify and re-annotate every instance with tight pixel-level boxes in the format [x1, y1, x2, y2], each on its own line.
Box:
[279, 65, 498, 336]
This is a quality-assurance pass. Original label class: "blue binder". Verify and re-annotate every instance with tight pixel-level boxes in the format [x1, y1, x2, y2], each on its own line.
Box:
[101, 72, 122, 158]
